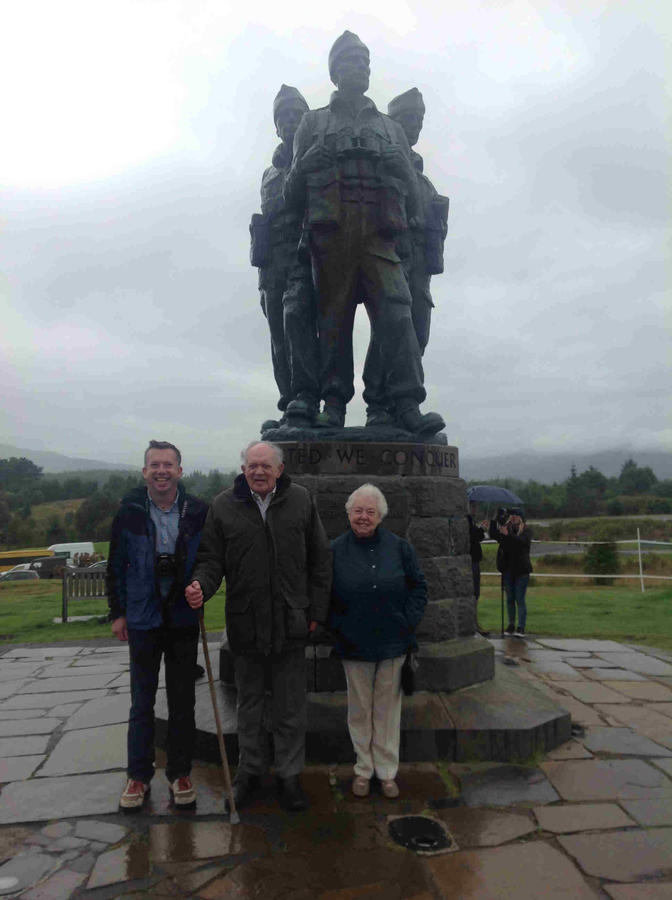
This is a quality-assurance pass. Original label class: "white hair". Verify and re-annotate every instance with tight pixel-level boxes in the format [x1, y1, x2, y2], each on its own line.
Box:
[345, 483, 388, 519]
[241, 441, 284, 466]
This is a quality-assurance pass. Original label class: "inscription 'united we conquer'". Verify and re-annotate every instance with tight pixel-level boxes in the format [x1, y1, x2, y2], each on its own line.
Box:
[278, 442, 459, 478]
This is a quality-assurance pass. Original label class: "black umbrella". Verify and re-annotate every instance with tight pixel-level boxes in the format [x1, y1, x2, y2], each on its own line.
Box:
[467, 485, 524, 506]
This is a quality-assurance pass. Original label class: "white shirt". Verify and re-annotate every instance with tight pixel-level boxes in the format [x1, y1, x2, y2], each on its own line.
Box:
[252, 486, 276, 522]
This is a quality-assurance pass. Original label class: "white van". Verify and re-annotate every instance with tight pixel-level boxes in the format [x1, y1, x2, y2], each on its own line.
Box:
[48, 542, 95, 564]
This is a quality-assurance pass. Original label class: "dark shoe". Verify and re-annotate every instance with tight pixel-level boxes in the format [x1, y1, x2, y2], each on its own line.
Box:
[505, 623, 515, 635]
[285, 397, 318, 427]
[396, 402, 445, 436]
[260, 414, 287, 433]
[316, 399, 345, 428]
[194, 663, 205, 680]
[365, 406, 395, 427]
[514, 627, 526, 638]
[227, 772, 260, 810]
[276, 775, 308, 812]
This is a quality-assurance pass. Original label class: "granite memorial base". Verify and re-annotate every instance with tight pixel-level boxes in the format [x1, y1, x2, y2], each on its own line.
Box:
[156, 661, 571, 766]
[158, 441, 572, 766]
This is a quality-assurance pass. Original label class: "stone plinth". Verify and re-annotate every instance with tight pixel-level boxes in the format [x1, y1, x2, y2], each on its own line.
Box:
[219, 441, 493, 699]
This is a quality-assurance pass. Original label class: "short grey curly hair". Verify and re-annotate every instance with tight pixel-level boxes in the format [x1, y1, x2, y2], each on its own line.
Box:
[345, 483, 388, 519]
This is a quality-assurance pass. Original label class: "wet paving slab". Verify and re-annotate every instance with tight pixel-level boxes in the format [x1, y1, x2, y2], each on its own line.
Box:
[425, 840, 598, 899]
[460, 765, 559, 807]
[582, 727, 672, 757]
[2, 638, 672, 896]
[558, 828, 672, 882]
[604, 883, 672, 898]
[37, 723, 127, 776]
[620, 798, 672, 827]
[593, 705, 672, 750]
[541, 759, 672, 802]
[533, 802, 635, 833]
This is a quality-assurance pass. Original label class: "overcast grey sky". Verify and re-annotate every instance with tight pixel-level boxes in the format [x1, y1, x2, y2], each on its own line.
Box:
[1, 0, 669, 472]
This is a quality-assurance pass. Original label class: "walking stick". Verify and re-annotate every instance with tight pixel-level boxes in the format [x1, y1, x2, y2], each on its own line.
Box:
[198, 608, 239, 824]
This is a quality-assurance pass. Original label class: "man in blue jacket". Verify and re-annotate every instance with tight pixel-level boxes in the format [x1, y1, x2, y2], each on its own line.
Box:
[108, 440, 208, 811]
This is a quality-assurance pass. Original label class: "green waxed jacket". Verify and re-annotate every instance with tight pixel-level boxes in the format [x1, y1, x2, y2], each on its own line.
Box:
[192, 473, 332, 655]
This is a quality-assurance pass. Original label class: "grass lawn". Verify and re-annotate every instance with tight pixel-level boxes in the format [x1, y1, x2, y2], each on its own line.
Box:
[478, 580, 672, 652]
[1, 577, 669, 650]
[0, 580, 227, 643]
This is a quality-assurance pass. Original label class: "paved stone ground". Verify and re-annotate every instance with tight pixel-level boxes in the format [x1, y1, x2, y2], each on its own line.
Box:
[1, 635, 672, 898]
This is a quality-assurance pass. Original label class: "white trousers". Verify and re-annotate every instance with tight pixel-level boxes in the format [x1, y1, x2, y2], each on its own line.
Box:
[342, 655, 405, 781]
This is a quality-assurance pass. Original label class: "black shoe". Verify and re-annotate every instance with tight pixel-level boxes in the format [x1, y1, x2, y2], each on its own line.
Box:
[365, 406, 396, 427]
[194, 663, 205, 680]
[285, 397, 318, 427]
[316, 398, 345, 428]
[227, 772, 260, 810]
[505, 623, 515, 635]
[514, 627, 526, 638]
[276, 775, 308, 812]
[396, 402, 445, 436]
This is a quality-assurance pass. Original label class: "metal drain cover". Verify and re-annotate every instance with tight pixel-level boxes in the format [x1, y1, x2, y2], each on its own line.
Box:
[388, 815, 453, 854]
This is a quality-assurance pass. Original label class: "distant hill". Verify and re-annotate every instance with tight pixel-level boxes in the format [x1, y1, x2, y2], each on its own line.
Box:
[1, 441, 669, 483]
[0, 443, 134, 474]
[461, 449, 672, 483]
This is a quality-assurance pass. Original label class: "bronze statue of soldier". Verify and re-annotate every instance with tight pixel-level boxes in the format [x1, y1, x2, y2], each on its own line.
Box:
[284, 31, 444, 436]
[250, 85, 320, 431]
[363, 88, 449, 426]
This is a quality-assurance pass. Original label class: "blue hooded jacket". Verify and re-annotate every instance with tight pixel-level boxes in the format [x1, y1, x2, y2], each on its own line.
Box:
[107, 484, 208, 629]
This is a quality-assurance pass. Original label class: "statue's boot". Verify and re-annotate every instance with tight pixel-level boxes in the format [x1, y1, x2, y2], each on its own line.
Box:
[365, 405, 396, 427]
[396, 401, 445, 436]
[260, 413, 287, 433]
[285, 396, 318, 427]
[316, 397, 346, 428]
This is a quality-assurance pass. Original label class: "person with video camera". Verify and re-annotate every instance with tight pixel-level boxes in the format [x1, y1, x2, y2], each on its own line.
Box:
[490, 507, 532, 638]
[108, 440, 208, 812]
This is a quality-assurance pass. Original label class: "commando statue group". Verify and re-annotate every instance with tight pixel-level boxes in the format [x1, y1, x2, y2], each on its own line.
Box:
[250, 31, 449, 439]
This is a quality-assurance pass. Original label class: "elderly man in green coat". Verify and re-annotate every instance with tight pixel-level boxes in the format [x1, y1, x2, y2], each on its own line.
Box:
[185, 441, 331, 811]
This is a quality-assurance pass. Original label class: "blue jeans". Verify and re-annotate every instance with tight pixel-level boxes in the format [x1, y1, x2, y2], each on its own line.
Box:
[502, 572, 529, 629]
[127, 626, 198, 783]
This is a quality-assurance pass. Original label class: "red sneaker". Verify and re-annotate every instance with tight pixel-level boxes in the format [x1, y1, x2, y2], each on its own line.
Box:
[169, 775, 197, 808]
[119, 779, 149, 811]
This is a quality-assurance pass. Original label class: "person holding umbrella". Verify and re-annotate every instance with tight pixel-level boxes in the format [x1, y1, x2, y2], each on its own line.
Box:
[490, 507, 533, 637]
[467, 502, 490, 636]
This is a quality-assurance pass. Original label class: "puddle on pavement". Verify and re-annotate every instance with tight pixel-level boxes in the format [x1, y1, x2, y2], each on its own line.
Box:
[87, 838, 150, 890]
[150, 820, 268, 862]
[388, 816, 454, 855]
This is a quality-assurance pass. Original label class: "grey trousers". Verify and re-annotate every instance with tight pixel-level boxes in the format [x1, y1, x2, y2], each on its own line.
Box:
[234, 649, 306, 779]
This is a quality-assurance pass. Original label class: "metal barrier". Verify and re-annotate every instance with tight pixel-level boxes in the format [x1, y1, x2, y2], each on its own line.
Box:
[61, 567, 107, 623]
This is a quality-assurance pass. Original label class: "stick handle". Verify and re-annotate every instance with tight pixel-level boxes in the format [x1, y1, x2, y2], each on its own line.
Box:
[198, 609, 238, 820]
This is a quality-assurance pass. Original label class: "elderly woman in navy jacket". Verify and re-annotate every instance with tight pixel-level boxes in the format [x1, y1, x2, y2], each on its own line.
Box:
[329, 483, 427, 799]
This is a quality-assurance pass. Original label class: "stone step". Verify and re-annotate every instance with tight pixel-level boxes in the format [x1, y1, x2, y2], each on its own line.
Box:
[219, 635, 495, 693]
[155, 660, 571, 765]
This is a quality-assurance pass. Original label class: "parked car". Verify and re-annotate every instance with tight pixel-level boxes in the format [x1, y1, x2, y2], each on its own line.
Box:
[29, 557, 67, 579]
[87, 560, 108, 571]
[4, 563, 32, 574]
[0, 570, 40, 582]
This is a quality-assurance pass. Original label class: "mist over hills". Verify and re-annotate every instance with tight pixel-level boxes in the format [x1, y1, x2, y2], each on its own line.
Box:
[0, 443, 135, 474]
[1, 442, 670, 483]
[460, 449, 672, 483]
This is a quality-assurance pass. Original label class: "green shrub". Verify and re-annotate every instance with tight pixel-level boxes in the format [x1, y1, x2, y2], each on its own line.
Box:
[584, 527, 621, 585]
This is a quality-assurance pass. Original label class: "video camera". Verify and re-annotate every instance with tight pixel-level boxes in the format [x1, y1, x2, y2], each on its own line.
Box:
[156, 554, 177, 578]
[495, 507, 510, 525]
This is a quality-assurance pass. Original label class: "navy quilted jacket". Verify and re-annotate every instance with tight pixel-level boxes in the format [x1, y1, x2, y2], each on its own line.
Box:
[107, 484, 208, 629]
